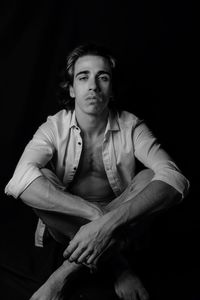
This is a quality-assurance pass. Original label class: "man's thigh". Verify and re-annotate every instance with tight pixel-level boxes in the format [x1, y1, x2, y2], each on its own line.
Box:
[33, 208, 89, 244]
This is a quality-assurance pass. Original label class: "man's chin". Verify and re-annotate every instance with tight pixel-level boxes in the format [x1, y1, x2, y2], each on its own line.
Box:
[85, 105, 105, 115]
[86, 109, 101, 116]
[76, 103, 109, 116]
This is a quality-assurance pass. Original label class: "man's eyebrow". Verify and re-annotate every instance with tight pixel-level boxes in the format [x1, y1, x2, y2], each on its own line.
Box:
[75, 71, 89, 78]
[97, 70, 111, 77]
[75, 70, 111, 78]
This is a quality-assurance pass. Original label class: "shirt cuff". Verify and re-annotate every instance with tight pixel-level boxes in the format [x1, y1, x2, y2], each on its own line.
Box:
[151, 161, 190, 199]
[5, 166, 43, 199]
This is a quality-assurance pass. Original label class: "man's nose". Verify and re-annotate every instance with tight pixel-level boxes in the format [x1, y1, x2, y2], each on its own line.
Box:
[89, 78, 99, 91]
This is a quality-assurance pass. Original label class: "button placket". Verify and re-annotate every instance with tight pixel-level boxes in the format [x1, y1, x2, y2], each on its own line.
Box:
[102, 138, 122, 196]
[61, 124, 82, 185]
[73, 131, 82, 173]
[102, 141, 115, 195]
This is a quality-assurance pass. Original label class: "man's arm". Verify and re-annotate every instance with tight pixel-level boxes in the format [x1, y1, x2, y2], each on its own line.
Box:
[5, 113, 103, 221]
[63, 179, 180, 264]
[63, 122, 189, 264]
[20, 175, 103, 222]
[102, 179, 181, 233]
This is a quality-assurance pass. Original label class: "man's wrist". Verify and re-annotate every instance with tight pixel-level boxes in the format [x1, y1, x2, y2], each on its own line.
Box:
[86, 203, 104, 221]
[100, 210, 120, 236]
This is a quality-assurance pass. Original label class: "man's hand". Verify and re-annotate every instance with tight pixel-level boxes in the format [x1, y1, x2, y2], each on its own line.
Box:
[63, 217, 113, 265]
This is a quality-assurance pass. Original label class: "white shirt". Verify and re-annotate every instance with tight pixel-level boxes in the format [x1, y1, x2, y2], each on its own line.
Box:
[5, 109, 189, 245]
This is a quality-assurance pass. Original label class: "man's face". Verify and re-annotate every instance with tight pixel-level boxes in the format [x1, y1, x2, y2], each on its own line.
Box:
[70, 55, 113, 116]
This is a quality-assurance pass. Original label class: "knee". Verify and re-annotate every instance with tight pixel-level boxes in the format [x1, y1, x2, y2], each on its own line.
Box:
[136, 168, 154, 182]
[130, 168, 154, 194]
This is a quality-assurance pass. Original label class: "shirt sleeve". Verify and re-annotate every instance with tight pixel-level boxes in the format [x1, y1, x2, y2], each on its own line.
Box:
[133, 122, 190, 199]
[4, 118, 56, 198]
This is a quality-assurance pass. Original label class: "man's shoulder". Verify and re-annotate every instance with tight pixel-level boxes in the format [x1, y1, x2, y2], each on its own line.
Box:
[44, 109, 73, 128]
[116, 110, 142, 128]
[47, 109, 72, 122]
[37, 109, 73, 136]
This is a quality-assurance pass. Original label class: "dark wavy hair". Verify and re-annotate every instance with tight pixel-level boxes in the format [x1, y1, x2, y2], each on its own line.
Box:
[57, 43, 118, 111]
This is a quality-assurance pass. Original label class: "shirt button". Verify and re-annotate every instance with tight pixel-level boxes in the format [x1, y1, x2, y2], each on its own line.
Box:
[74, 166, 77, 170]
[78, 142, 81, 145]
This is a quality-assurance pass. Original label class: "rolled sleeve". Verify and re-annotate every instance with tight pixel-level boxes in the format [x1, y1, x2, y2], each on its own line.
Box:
[133, 122, 190, 199]
[150, 160, 190, 199]
[5, 120, 56, 198]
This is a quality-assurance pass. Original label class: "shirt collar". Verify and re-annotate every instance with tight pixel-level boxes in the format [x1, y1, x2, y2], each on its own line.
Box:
[69, 110, 79, 129]
[105, 110, 120, 134]
[69, 109, 120, 133]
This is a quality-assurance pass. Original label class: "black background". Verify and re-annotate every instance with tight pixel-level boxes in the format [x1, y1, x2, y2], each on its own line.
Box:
[0, 0, 198, 299]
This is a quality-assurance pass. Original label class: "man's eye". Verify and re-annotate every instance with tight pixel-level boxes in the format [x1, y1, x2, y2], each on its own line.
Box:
[99, 76, 109, 82]
[78, 76, 88, 81]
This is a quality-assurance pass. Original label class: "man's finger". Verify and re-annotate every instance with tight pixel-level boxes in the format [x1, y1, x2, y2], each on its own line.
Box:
[86, 239, 113, 264]
[77, 249, 93, 264]
[68, 246, 86, 262]
[86, 252, 97, 265]
[63, 241, 78, 258]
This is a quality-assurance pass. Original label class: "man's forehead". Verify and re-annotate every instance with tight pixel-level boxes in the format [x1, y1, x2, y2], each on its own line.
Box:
[74, 55, 111, 74]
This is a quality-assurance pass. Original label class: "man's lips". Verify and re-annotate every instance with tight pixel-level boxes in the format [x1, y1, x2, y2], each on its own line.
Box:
[87, 97, 97, 100]
[86, 95, 99, 101]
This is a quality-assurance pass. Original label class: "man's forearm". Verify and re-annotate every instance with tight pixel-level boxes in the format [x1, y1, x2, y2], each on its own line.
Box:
[102, 180, 181, 234]
[20, 176, 102, 221]
[63, 180, 181, 264]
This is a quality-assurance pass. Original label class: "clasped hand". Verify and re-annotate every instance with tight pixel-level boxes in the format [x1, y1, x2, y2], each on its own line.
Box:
[63, 217, 112, 266]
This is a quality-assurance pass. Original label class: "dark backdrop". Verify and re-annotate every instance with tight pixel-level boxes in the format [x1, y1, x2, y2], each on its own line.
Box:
[0, 0, 197, 299]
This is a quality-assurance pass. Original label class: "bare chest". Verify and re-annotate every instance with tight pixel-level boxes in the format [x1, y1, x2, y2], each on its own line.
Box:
[77, 136, 105, 176]
[68, 134, 114, 201]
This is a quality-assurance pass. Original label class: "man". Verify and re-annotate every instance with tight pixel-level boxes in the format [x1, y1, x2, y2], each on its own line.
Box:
[5, 43, 189, 300]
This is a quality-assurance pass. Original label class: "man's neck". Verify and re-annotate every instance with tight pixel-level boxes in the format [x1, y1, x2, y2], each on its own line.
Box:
[75, 108, 109, 138]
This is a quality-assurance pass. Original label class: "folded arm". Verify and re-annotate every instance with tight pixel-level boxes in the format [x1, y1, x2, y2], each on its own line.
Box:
[20, 174, 103, 221]
[64, 122, 190, 264]
[101, 179, 181, 234]
[5, 118, 102, 221]
[64, 179, 181, 264]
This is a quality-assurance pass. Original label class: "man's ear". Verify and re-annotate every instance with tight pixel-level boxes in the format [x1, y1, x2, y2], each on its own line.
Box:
[69, 86, 75, 98]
